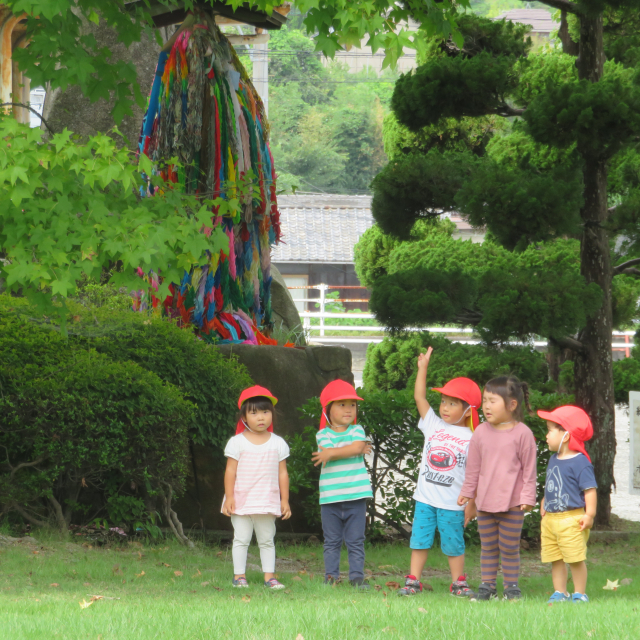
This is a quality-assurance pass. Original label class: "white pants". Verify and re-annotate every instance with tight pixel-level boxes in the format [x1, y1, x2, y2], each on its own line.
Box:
[230, 514, 276, 575]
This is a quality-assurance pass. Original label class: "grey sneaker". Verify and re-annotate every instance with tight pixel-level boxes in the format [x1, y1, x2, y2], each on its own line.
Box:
[471, 582, 497, 601]
[397, 575, 423, 596]
[232, 576, 249, 588]
[504, 584, 522, 601]
[350, 578, 371, 591]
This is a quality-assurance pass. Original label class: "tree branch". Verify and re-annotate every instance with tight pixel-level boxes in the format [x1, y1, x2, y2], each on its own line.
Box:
[619, 268, 640, 276]
[496, 105, 526, 117]
[549, 335, 585, 353]
[48, 495, 68, 533]
[9, 455, 47, 479]
[9, 502, 49, 528]
[0, 103, 56, 136]
[533, 0, 582, 15]
[368, 507, 411, 540]
[614, 258, 640, 274]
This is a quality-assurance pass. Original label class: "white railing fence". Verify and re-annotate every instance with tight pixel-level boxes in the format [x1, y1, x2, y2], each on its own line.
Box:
[287, 283, 636, 355]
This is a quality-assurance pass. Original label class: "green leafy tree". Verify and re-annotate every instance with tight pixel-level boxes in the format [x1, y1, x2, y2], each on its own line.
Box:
[367, 11, 640, 523]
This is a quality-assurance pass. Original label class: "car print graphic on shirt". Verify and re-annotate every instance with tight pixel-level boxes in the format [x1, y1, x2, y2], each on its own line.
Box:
[426, 446, 457, 472]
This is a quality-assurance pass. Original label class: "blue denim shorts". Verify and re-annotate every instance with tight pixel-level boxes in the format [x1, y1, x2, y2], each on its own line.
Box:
[410, 501, 465, 557]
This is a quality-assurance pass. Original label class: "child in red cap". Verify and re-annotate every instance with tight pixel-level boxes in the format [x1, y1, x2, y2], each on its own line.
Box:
[312, 379, 373, 590]
[538, 405, 597, 604]
[398, 347, 481, 598]
[222, 386, 291, 590]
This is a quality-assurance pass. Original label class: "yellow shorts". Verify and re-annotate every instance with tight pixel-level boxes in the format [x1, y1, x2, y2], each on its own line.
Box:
[541, 508, 590, 564]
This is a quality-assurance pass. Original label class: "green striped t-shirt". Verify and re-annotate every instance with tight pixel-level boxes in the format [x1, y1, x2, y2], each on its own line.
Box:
[316, 424, 373, 505]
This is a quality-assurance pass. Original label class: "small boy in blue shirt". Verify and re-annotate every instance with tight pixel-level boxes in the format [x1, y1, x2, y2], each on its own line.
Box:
[538, 405, 597, 604]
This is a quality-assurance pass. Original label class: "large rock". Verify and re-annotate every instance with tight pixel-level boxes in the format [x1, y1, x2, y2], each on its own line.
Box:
[175, 344, 353, 533]
[270, 264, 305, 345]
[41, 19, 167, 150]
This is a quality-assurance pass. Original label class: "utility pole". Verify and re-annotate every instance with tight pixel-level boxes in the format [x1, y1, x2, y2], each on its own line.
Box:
[252, 27, 269, 117]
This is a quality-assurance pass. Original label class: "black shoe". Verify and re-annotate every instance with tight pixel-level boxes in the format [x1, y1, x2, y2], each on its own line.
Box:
[471, 582, 497, 601]
[503, 584, 522, 601]
[397, 574, 423, 596]
[350, 578, 370, 591]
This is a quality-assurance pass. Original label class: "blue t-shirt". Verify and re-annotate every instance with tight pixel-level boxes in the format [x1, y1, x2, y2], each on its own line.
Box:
[544, 453, 597, 513]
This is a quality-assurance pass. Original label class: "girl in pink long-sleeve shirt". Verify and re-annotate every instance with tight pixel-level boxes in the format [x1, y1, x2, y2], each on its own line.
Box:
[458, 375, 537, 602]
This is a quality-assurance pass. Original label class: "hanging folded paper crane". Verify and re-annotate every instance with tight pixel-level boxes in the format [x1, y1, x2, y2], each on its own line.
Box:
[133, 14, 281, 345]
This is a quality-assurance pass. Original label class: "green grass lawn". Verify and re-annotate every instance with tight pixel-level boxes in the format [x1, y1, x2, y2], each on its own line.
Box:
[1, 531, 640, 639]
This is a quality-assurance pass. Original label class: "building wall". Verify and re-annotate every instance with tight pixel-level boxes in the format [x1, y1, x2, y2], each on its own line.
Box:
[273, 262, 370, 311]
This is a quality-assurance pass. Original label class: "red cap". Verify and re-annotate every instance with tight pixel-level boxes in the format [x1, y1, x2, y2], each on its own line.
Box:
[236, 385, 277, 435]
[537, 405, 593, 462]
[319, 380, 363, 430]
[431, 377, 482, 430]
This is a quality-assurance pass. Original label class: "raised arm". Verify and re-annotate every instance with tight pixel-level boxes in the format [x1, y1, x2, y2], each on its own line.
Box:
[414, 347, 433, 419]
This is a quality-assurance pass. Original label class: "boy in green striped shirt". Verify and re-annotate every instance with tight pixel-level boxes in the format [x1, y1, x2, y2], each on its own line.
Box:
[312, 380, 373, 590]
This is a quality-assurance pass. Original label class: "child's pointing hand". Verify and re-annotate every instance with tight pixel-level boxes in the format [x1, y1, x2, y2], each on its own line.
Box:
[417, 347, 433, 369]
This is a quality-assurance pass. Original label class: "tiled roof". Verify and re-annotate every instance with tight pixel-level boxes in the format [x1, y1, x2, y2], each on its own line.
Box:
[271, 193, 481, 263]
[272, 195, 374, 263]
[496, 9, 559, 33]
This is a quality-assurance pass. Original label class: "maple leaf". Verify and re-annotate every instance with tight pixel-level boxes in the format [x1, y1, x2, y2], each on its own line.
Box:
[385, 581, 401, 590]
[603, 579, 620, 590]
[79, 599, 94, 609]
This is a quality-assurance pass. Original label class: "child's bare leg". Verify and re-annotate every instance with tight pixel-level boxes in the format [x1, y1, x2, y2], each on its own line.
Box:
[410, 549, 428, 578]
[447, 555, 465, 582]
[569, 561, 587, 594]
[264, 572, 275, 581]
[551, 560, 569, 594]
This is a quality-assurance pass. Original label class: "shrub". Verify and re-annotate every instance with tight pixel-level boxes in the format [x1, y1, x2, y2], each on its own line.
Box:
[67, 302, 252, 454]
[0, 303, 193, 536]
[363, 331, 552, 394]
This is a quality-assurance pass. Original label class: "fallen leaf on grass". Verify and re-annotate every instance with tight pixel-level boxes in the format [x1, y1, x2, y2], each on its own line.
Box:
[192, 570, 202, 578]
[418, 608, 427, 614]
[159, 562, 171, 567]
[242, 595, 251, 602]
[174, 571, 183, 577]
[621, 578, 633, 586]
[79, 599, 94, 610]
[423, 583, 434, 592]
[374, 585, 382, 592]
[379, 565, 392, 569]
[212, 586, 223, 591]
[83, 582, 91, 587]
[135, 571, 145, 578]
[50, 583, 59, 588]
[201, 582, 210, 587]
[603, 579, 620, 591]
[292, 576, 302, 582]
[382, 627, 397, 633]
[112, 564, 122, 575]
[298, 570, 307, 575]
[385, 581, 400, 590]
[296, 635, 305, 640]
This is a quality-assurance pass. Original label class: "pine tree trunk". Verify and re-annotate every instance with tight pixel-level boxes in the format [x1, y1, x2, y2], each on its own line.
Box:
[573, 14, 615, 526]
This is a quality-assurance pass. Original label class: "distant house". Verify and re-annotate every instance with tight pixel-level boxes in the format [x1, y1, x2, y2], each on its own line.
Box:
[495, 9, 559, 46]
[271, 193, 484, 311]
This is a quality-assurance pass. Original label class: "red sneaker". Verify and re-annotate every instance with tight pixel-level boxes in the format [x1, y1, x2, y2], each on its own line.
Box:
[450, 574, 474, 598]
[397, 574, 423, 596]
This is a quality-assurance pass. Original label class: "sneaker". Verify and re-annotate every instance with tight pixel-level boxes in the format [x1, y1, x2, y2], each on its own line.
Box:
[547, 591, 571, 604]
[471, 582, 497, 601]
[450, 574, 474, 598]
[572, 592, 589, 603]
[503, 584, 522, 601]
[350, 578, 371, 591]
[264, 578, 285, 590]
[397, 575, 423, 597]
[232, 577, 249, 588]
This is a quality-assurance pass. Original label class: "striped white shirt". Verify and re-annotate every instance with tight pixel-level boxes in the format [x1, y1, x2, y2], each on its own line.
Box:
[316, 425, 373, 505]
[223, 433, 289, 516]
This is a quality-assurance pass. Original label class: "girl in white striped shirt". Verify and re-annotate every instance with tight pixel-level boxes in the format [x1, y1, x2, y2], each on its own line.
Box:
[222, 386, 291, 589]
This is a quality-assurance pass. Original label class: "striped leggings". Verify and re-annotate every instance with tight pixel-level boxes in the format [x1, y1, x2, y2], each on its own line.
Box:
[477, 508, 525, 586]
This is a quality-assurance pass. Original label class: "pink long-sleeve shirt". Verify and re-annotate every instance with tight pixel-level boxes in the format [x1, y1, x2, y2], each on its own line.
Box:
[460, 421, 538, 513]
